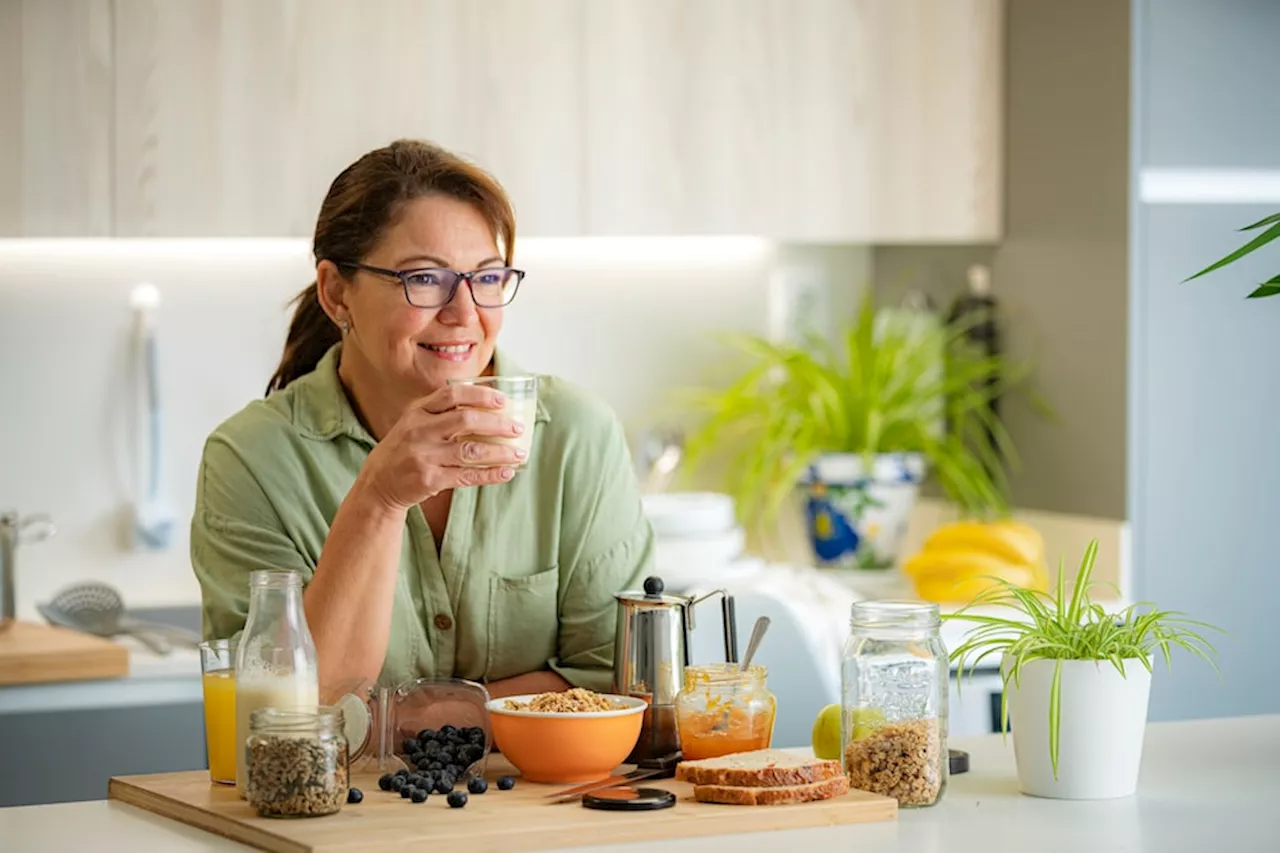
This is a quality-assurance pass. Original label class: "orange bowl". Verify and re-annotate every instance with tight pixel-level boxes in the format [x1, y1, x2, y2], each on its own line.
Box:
[486, 694, 646, 784]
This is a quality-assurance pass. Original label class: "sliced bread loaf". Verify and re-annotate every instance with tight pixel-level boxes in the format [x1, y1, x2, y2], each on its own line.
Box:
[692, 775, 851, 806]
[675, 749, 844, 787]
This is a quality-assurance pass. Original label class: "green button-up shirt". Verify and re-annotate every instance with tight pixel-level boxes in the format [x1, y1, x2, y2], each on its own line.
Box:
[190, 344, 654, 692]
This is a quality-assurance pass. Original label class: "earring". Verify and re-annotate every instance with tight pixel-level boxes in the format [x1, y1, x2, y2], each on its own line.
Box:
[340, 319, 350, 334]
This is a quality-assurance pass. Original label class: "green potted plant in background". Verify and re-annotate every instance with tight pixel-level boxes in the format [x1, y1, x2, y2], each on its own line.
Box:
[947, 539, 1221, 800]
[681, 292, 1036, 571]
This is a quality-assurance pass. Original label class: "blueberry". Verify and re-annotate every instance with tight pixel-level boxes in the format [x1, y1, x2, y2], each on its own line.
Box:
[440, 725, 458, 738]
[407, 774, 423, 787]
[422, 741, 441, 756]
[417, 728, 438, 743]
[417, 757, 434, 772]
[428, 760, 443, 771]
[394, 769, 410, 778]
[399, 785, 415, 799]
[402, 737, 418, 754]
[410, 787, 429, 804]
[389, 776, 406, 792]
[378, 774, 394, 791]
[433, 777, 454, 795]
[347, 787, 364, 804]
[467, 778, 488, 795]
[466, 727, 486, 743]
[496, 776, 516, 791]
[447, 791, 468, 809]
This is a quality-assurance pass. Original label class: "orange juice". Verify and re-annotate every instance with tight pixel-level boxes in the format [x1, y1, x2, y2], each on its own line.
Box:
[202, 670, 237, 784]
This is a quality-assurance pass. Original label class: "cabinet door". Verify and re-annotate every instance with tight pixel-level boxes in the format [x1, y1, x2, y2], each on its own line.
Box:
[582, 0, 1003, 241]
[859, 0, 1004, 242]
[0, 0, 113, 236]
[112, 0, 583, 238]
[582, 0, 783, 235]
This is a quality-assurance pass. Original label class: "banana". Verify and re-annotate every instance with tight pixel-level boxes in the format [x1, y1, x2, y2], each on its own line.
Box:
[920, 520, 1044, 567]
[904, 518, 1049, 603]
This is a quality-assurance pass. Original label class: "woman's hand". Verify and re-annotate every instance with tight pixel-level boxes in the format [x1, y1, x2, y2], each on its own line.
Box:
[357, 383, 526, 511]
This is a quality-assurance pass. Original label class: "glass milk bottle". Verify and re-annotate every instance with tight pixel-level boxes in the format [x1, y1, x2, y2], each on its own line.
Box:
[234, 570, 320, 795]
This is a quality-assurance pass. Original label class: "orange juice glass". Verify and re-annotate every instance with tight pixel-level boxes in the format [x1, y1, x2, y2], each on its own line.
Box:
[199, 639, 238, 784]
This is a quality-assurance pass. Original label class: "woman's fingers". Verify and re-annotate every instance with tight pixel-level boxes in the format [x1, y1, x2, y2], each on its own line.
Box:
[419, 382, 504, 414]
[435, 464, 517, 489]
[434, 407, 523, 442]
[453, 439, 527, 468]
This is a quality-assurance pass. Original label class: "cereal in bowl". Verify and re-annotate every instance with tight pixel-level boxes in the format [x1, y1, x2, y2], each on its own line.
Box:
[503, 688, 627, 713]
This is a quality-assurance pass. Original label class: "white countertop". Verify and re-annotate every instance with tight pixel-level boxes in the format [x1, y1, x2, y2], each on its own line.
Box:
[2, 714, 1275, 853]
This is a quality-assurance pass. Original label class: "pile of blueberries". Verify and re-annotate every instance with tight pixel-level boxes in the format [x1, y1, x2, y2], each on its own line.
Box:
[365, 724, 516, 809]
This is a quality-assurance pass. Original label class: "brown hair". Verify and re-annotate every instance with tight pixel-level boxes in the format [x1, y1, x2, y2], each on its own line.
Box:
[267, 139, 516, 394]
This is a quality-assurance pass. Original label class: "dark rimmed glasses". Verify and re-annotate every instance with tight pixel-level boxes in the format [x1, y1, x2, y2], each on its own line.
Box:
[333, 261, 525, 309]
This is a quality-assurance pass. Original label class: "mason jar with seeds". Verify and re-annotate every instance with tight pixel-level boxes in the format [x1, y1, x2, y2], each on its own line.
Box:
[245, 706, 349, 818]
[840, 600, 948, 808]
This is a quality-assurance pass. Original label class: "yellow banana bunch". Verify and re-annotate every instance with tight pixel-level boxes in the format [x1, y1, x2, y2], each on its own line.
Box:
[903, 520, 1049, 603]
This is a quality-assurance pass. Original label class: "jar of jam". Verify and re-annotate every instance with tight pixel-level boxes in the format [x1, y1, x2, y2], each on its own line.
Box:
[675, 663, 776, 761]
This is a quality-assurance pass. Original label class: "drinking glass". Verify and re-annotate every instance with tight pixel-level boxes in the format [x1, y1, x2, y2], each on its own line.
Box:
[447, 375, 538, 467]
[199, 639, 238, 785]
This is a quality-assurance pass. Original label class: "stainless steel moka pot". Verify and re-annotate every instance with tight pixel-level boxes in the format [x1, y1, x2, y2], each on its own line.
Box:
[612, 576, 738, 770]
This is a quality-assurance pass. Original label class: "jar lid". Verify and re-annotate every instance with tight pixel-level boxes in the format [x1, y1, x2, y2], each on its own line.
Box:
[583, 786, 677, 811]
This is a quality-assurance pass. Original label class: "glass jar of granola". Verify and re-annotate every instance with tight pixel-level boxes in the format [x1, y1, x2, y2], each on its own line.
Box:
[675, 663, 776, 761]
[840, 600, 948, 808]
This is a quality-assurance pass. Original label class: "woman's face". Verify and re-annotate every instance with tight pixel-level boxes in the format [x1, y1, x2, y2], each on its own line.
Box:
[328, 195, 505, 401]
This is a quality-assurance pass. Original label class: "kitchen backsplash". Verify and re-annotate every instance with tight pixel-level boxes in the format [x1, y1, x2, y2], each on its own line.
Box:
[0, 238, 869, 616]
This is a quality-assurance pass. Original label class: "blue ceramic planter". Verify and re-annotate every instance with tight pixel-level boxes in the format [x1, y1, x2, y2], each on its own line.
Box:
[800, 452, 925, 570]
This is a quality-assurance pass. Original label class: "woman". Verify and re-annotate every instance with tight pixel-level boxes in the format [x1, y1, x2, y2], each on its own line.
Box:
[191, 139, 654, 699]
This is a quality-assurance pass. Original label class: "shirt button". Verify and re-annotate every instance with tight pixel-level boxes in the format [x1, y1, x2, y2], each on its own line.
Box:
[434, 614, 453, 631]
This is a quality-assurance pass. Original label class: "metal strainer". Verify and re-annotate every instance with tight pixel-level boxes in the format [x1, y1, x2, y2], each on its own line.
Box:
[38, 581, 201, 656]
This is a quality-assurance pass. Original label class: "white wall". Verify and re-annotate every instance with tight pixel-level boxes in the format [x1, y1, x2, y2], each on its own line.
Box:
[0, 238, 868, 617]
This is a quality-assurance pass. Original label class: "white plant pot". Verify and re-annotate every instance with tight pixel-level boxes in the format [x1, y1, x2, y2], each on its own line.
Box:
[1005, 657, 1152, 800]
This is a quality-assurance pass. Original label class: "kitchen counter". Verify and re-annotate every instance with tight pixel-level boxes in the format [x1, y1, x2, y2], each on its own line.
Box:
[2, 714, 1275, 853]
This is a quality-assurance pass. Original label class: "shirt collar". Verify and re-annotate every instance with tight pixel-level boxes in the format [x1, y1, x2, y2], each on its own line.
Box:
[292, 343, 548, 444]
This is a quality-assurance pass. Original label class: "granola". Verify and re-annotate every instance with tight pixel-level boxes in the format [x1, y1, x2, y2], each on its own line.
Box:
[503, 688, 626, 713]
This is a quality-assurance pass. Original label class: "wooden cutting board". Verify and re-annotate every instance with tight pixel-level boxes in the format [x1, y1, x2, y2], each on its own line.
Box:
[109, 760, 897, 853]
[0, 620, 129, 685]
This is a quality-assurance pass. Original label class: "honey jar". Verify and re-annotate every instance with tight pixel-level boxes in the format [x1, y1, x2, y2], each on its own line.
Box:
[674, 663, 776, 761]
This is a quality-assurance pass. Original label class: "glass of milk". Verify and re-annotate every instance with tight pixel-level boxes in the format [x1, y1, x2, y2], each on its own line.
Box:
[234, 570, 320, 796]
[447, 375, 538, 468]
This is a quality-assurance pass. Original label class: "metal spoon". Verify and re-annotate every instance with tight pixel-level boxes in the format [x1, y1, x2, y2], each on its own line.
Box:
[710, 616, 771, 733]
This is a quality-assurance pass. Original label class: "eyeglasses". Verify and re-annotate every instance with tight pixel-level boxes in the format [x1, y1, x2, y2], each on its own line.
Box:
[333, 261, 525, 309]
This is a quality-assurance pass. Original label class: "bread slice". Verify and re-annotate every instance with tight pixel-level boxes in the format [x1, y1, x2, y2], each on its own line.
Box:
[675, 749, 844, 787]
[693, 775, 851, 806]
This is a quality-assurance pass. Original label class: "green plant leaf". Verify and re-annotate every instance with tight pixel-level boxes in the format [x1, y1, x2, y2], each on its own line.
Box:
[1240, 212, 1280, 231]
[1246, 281, 1280, 299]
[1184, 220, 1280, 282]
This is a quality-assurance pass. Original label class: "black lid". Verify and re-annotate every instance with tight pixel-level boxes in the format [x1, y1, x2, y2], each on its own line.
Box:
[949, 748, 970, 775]
[582, 786, 677, 811]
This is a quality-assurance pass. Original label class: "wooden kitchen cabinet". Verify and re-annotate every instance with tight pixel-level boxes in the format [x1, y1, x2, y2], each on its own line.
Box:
[583, 0, 1004, 241]
[0, 0, 113, 236]
[12, 0, 1001, 241]
[111, 0, 584, 237]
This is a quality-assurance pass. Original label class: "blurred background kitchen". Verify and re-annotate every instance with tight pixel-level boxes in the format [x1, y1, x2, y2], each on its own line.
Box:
[3, 0, 1278, 807]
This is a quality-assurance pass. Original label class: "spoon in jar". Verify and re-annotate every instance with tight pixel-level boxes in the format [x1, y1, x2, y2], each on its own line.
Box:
[710, 616, 770, 733]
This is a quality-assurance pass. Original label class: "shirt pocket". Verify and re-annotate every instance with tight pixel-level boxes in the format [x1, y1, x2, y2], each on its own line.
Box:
[486, 565, 560, 681]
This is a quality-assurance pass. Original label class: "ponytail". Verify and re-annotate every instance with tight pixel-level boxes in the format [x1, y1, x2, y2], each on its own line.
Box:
[266, 282, 340, 395]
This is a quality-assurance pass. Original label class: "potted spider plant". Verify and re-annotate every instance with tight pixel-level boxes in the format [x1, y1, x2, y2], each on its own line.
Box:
[946, 539, 1221, 799]
[682, 292, 1032, 570]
